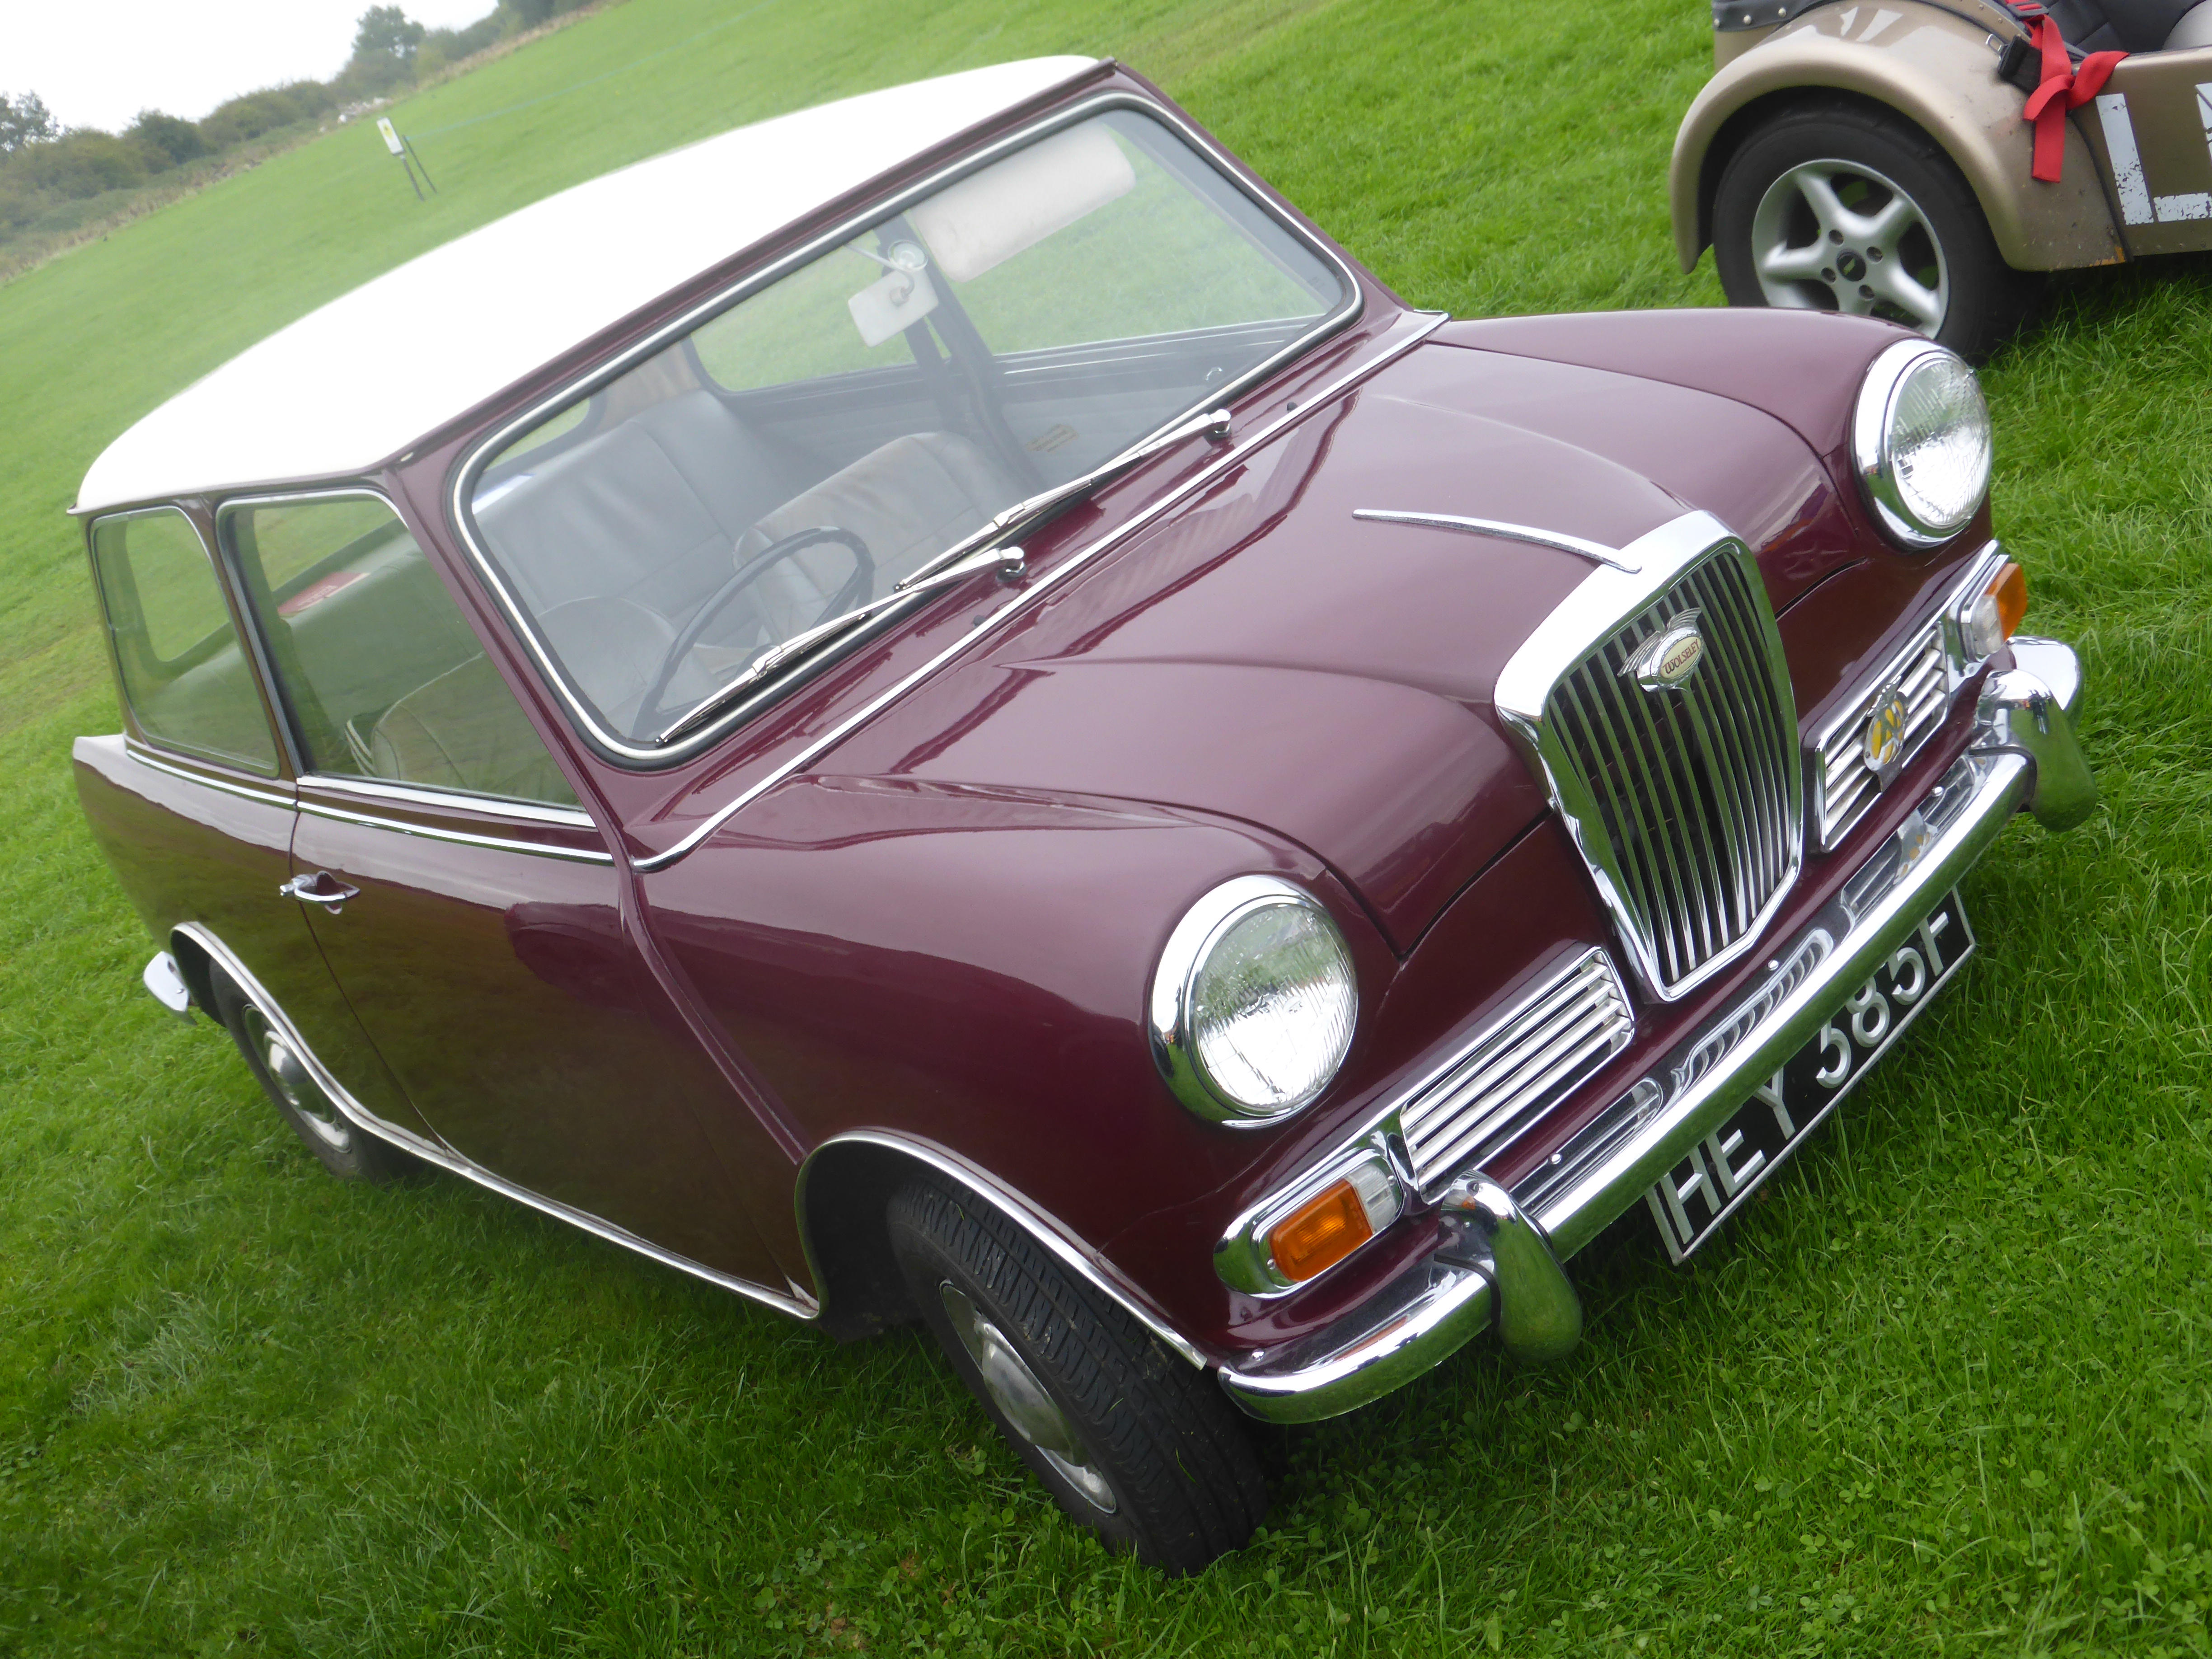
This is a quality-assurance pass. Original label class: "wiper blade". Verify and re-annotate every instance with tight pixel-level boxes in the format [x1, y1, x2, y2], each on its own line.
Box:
[651, 543, 1027, 745]
[892, 406, 1232, 594]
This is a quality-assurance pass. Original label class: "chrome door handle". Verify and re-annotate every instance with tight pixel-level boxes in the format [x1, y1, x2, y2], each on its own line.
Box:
[279, 872, 360, 912]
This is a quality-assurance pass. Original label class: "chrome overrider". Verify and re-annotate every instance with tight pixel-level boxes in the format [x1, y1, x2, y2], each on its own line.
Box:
[1216, 631, 2092, 1424]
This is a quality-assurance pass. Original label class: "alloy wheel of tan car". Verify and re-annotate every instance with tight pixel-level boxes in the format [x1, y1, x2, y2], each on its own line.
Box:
[1750, 158, 1948, 334]
[1713, 101, 2038, 361]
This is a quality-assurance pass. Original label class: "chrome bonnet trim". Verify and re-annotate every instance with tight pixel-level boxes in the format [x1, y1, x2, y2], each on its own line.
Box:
[1350, 510, 1643, 573]
[628, 311, 1447, 871]
[172, 923, 815, 1319]
[796, 1129, 1206, 1368]
[449, 89, 1373, 769]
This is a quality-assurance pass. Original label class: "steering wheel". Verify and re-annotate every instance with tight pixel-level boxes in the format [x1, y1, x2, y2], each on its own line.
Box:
[632, 525, 873, 740]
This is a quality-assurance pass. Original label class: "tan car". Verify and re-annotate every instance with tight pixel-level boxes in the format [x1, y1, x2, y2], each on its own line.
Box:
[1673, 0, 2212, 355]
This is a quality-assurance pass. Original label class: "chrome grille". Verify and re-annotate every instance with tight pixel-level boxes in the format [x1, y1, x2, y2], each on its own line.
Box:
[1815, 616, 1949, 849]
[1544, 551, 1799, 998]
[1397, 949, 1633, 1192]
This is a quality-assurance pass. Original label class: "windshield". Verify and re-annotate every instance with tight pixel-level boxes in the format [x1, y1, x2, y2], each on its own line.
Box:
[463, 106, 1350, 756]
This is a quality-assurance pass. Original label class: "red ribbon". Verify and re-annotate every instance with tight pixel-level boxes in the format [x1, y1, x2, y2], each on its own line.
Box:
[2020, 15, 2126, 183]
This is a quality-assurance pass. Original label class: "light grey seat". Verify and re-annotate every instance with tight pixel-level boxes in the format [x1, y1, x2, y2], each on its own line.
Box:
[368, 654, 579, 805]
[2168, 0, 2212, 47]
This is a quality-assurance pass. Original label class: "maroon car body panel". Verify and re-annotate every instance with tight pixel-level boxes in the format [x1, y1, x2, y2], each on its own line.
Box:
[69, 59, 2011, 1374]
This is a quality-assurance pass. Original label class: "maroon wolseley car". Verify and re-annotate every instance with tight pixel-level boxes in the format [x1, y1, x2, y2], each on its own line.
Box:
[71, 57, 2095, 1570]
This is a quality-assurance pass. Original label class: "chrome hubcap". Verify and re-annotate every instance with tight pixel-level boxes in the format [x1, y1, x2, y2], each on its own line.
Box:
[240, 1003, 349, 1152]
[938, 1283, 1116, 1513]
[1749, 158, 1947, 337]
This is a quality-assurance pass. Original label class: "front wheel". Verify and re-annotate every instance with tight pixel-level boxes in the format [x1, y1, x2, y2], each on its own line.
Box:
[1712, 101, 2039, 361]
[887, 1176, 1266, 1574]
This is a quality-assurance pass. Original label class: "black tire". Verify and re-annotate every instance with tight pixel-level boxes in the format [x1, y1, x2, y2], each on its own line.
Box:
[211, 969, 417, 1182]
[1712, 99, 2041, 361]
[887, 1176, 1266, 1574]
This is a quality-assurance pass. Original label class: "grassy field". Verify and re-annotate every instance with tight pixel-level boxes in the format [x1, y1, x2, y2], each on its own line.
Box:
[3, 0, 2210, 1651]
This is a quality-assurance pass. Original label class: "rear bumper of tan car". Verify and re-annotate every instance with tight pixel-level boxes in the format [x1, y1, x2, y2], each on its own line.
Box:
[1217, 637, 2090, 1424]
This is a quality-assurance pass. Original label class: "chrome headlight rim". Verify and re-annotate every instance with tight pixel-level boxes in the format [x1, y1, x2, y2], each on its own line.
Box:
[1148, 874, 1357, 1126]
[1850, 338, 1992, 551]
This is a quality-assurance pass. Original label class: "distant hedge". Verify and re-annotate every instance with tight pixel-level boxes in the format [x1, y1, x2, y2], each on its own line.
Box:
[0, 0, 589, 236]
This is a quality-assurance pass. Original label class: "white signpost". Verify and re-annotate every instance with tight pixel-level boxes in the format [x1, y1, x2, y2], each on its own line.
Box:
[376, 117, 437, 201]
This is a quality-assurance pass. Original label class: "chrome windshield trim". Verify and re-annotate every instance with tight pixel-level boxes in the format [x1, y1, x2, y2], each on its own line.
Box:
[448, 88, 1369, 769]
[173, 922, 815, 1319]
[796, 1129, 1206, 1368]
[124, 741, 295, 809]
[628, 310, 1446, 871]
[296, 796, 614, 863]
[300, 771, 598, 829]
[1351, 510, 1643, 573]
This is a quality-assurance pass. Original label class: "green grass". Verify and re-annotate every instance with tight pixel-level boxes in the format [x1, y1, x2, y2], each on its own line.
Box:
[3, 0, 2209, 1652]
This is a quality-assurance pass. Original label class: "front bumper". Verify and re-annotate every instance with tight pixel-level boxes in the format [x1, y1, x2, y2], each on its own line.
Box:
[1218, 638, 2091, 1423]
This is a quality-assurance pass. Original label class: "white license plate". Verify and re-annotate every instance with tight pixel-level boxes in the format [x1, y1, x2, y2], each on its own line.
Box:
[1646, 890, 1974, 1261]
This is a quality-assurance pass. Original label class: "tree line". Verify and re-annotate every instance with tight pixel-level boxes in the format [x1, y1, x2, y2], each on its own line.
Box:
[0, 1, 596, 235]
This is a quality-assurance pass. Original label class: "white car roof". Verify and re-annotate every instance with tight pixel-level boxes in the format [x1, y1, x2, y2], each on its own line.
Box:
[76, 56, 1098, 515]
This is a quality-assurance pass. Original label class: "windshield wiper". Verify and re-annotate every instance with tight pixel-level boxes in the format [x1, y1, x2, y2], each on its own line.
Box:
[651, 407, 1232, 745]
[890, 405, 1233, 594]
[652, 543, 1027, 745]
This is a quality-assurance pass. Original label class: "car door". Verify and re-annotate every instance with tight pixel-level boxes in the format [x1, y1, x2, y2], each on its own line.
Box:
[221, 489, 792, 1295]
[78, 503, 441, 1149]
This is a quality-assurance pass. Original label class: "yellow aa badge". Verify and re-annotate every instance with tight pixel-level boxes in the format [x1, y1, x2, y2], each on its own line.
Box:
[1863, 685, 1910, 781]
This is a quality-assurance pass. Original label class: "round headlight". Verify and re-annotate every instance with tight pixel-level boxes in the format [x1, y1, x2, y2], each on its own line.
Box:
[1851, 340, 1992, 548]
[1148, 876, 1357, 1124]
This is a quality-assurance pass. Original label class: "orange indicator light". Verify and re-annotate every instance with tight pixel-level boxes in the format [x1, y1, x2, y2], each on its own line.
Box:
[1267, 1180, 1375, 1283]
[1990, 561, 2027, 639]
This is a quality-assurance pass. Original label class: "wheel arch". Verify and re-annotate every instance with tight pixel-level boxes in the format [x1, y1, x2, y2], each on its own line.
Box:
[795, 1130, 1209, 1367]
[1672, 5, 2123, 274]
[168, 926, 220, 1014]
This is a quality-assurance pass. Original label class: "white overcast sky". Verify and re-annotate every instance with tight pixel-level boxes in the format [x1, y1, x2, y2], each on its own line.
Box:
[3, 0, 502, 133]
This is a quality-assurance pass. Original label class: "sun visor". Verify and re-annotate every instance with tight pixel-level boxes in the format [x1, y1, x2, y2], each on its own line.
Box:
[912, 123, 1136, 283]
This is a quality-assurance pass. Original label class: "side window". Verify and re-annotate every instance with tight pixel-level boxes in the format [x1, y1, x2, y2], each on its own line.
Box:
[225, 496, 579, 808]
[89, 507, 279, 773]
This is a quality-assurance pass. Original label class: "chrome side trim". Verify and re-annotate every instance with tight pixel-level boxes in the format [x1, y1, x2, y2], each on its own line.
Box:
[449, 88, 1373, 769]
[795, 1129, 1206, 1368]
[1350, 509, 1644, 573]
[172, 922, 814, 1319]
[295, 795, 614, 863]
[628, 312, 1448, 871]
[124, 741, 295, 809]
[300, 771, 598, 829]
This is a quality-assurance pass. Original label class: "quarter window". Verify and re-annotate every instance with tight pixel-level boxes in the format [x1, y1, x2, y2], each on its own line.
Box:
[225, 496, 578, 807]
[89, 507, 278, 773]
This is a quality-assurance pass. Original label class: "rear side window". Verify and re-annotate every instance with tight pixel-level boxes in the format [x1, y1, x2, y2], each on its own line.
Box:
[224, 495, 578, 808]
[89, 507, 278, 773]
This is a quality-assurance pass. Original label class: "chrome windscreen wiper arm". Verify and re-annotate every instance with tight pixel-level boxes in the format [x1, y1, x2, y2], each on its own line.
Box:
[893, 406, 1232, 593]
[652, 544, 1027, 745]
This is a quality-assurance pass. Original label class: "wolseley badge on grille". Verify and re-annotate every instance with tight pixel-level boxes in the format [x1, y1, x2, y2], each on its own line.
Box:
[1863, 683, 1911, 783]
[1625, 610, 1706, 691]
